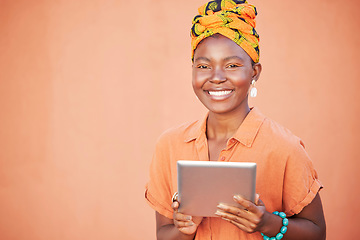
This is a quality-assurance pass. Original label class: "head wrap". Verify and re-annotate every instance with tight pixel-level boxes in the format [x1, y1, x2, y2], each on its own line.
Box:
[191, 0, 260, 63]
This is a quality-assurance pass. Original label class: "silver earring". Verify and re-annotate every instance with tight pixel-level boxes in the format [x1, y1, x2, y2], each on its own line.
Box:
[250, 80, 257, 98]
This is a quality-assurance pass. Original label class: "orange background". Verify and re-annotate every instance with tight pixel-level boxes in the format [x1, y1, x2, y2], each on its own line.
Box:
[0, 0, 359, 239]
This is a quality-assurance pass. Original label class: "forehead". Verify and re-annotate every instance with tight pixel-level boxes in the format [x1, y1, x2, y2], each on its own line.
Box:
[193, 34, 251, 62]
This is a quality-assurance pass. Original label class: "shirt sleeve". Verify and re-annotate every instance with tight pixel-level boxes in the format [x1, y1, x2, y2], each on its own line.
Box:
[145, 134, 175, 219]
[282, 139, 323, 216]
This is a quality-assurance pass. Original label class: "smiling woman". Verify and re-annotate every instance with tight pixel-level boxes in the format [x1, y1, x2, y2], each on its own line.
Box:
[145, 0, 326, 240]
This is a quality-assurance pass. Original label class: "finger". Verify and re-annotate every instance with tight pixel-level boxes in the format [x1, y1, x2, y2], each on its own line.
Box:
[215, 208, 250, 221]
[173, 211, 194, 229]
[255, 194, 260, 205]
[233, 195, 260, 214]
[215, 209, 256, 232]
[217, 203, 250, 219]
[257, 198, 265, 207]
[171, 201, 179, 211]
[174, 219, 194, 228]
[174, 212, 193, 222]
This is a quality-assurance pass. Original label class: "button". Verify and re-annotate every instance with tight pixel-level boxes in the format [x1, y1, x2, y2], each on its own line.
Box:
[220, 156, 226, 161]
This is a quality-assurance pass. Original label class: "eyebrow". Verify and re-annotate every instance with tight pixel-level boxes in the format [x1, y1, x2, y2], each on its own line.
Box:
[193, 56, 211, 62]
[224, 56, 244, 62]
[194, 56, 244, 63]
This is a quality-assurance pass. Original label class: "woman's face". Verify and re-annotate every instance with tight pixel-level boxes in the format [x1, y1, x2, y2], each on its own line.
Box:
[192, 34, 261, 115]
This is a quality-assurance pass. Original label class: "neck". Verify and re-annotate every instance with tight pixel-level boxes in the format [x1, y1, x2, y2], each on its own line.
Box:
[206, 106, 251, 141]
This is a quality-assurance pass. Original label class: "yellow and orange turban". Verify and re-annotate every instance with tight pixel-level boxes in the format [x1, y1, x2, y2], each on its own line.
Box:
[191, 0, 260, 63]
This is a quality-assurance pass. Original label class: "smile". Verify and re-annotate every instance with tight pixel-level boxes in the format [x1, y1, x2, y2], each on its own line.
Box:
[208, 90, 233, 96]
[205, 90, 234, 100]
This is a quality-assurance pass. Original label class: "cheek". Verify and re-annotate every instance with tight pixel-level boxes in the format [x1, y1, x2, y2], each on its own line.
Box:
[236, 79, 251, 88]
[227, 71, 252, 87]
[192, 70, 207, 90]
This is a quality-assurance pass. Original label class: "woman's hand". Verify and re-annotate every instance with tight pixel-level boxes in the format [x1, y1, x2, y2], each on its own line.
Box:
[214, 194, 268, 233]
[171, 201, 203, 236]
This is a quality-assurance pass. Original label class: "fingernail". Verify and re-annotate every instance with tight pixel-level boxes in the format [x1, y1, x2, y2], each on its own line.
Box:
[217, 203, 225, 209]
[186, 216, 192, 221]
[234, 195, 241, 200]
[215, 210, 222, 216]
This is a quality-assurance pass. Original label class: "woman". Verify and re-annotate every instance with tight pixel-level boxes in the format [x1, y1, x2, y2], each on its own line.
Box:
[145, 0, 326, 239]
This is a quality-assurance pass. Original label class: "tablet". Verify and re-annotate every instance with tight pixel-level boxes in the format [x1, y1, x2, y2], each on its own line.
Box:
[177, 160, 256, 217]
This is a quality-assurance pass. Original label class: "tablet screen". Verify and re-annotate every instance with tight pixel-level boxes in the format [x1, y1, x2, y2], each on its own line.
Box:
[177, 160, 257, 217]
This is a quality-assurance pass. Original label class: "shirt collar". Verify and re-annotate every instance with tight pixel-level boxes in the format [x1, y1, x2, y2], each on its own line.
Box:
[184, 112, 208, 143]
[184, 107, 266, 147]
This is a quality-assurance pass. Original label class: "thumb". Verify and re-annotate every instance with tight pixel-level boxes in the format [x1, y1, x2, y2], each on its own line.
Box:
[254, 194, 260, 205]
[171, 201, 179, 211]
[256, 196, 265, 207]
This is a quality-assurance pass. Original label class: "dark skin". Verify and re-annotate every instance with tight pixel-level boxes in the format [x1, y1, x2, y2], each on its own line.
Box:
[156, 34, 326, 240]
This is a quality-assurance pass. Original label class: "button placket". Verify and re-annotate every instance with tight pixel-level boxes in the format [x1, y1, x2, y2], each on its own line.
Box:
[219, 149, 228, 161]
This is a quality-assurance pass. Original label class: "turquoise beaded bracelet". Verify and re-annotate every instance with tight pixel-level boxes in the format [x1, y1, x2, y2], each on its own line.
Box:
[261, 211, 288, 240]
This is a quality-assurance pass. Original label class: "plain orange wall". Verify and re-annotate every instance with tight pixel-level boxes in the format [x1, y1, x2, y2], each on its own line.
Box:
[0, 0, 359, 239]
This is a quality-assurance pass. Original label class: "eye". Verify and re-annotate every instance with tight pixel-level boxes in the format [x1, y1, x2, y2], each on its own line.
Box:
[197, 64, 210, 69]
[226, 63, 241, 68]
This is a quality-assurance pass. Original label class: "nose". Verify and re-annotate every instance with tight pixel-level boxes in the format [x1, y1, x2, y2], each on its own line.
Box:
[210, 67, 226, 84]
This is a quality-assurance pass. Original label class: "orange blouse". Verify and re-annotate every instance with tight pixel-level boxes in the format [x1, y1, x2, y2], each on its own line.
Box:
[145, 107, 322, 240]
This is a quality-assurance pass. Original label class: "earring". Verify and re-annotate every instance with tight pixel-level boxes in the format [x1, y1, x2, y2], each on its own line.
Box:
[250, 80, 257, 98]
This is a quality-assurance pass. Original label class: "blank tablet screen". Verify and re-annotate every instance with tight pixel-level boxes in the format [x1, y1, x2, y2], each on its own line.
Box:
[177, 160, 257, 217]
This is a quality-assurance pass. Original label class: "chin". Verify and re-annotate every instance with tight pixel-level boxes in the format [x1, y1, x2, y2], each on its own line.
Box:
[201, 100, 248, 116]
[205, 106, 238, 115]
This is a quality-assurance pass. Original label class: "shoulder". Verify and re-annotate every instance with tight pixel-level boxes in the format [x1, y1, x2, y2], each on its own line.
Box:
[263, 117, 302, 144]
[152, 119, 202, 164]
[155, 119, 202, 147]
[255, 112, 318, 183]
[258, 114, 307, 156]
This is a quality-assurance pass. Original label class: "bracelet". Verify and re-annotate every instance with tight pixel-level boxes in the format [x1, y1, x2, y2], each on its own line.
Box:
[260, 211, 288, 240]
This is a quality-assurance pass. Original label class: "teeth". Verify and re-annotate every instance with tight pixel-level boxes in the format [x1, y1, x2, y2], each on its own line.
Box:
[208, 90, 232, 96]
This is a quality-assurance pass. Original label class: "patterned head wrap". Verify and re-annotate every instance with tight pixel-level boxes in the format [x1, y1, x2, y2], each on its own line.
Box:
[191, 0, 260, 63]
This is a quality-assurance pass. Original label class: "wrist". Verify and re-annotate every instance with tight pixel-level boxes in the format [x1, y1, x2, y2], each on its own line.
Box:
[260, 211, 288, 240]
[258, 211, 279, 234]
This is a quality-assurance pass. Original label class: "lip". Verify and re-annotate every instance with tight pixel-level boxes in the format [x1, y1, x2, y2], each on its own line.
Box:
[204, 89, 234, 100]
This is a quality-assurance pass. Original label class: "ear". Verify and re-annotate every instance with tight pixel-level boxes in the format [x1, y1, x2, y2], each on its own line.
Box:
[252, 62, 262, 82]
